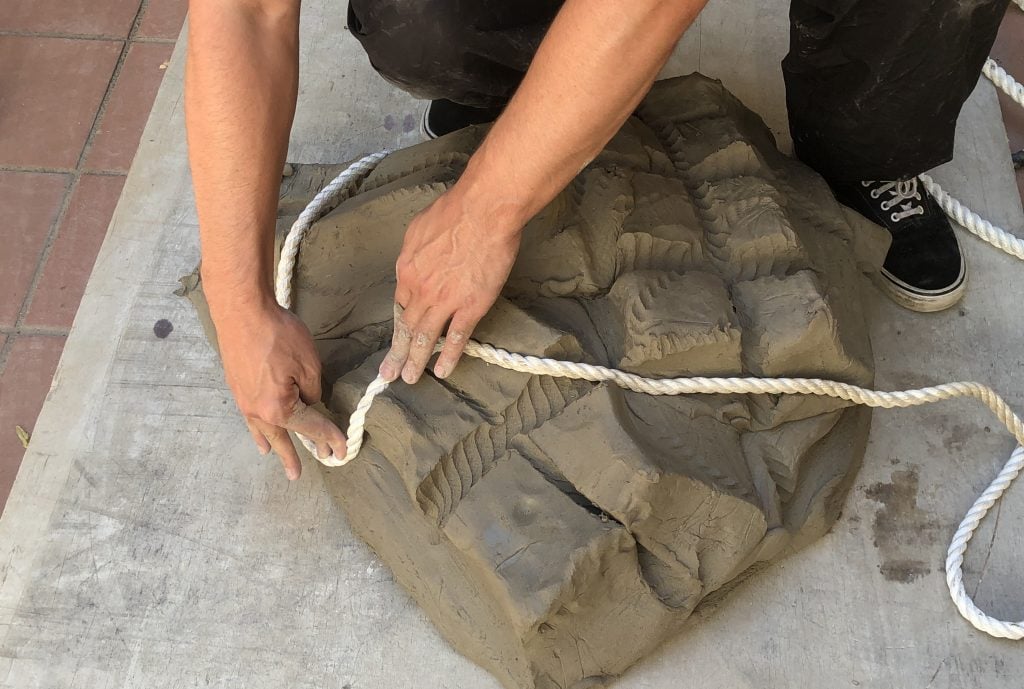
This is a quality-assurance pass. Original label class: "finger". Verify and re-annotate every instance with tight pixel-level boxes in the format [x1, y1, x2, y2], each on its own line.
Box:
[284, 402, 349, 460]
[381, 302, 415, 382]
[246, 419, 272, 456]
[401, 308, 447, 385]
[259, 421, 302, 481]
[434, 312, 478, 379]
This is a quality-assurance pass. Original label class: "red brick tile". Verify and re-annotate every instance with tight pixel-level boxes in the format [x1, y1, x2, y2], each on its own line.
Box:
[25, 175, 126, 329]
[85, 42, 174, 173]
[137, 0, 189, 39]
[0, 172, 70, 328]
[0, 37, 122, 169]
[0, 335, 66, 511]
[0, 0, 142, 37]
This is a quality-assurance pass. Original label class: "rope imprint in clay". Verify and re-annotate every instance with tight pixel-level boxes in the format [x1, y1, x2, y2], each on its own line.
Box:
[273, 41, 1024, 641]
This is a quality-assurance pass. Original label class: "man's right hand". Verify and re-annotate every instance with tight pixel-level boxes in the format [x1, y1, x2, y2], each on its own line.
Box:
[215, 304, 348, 481]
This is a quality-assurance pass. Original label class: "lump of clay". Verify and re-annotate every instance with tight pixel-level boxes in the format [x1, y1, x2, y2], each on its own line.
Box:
[183, 74, 888, 689]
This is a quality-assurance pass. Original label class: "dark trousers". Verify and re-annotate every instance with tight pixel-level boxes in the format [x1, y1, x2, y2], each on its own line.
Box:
[347, 0, 1010, 180]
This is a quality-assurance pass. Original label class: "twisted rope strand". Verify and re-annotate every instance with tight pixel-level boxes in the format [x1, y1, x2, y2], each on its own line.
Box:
[275, 55, 1024, 637]
[922, 173, 1024, 261]
[984, 58, 1024, 108]
[275, 151, 391, 311]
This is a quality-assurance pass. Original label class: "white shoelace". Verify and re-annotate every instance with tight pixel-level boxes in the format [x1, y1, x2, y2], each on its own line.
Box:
[862, 178, 926, 222]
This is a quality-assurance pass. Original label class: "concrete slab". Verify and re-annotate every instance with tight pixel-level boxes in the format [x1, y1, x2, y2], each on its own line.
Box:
[2, 2, 1023, 688]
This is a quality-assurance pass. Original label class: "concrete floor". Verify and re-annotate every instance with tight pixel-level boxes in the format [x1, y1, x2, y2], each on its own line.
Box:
[2, 2, 1023, 688]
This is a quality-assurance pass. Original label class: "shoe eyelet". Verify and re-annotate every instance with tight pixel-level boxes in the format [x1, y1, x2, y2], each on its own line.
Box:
[870, 190, 881, 199]
[890, 212, 901, 223]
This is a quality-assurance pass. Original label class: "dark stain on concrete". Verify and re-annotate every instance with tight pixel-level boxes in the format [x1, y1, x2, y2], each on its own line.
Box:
[402, 113, 417, 133]
[943, 422, 972, 453]
[878, 559, 930, 584]
[153, 319, 174, 339]
[864, 467, 941, 583]
[384, 114, 396, 131]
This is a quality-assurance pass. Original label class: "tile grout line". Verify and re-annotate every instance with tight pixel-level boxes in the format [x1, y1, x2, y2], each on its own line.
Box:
[0, 29, 174, 44]
[0, 165, 131, 176]
[0, 1, 155, 377]
[0, 165, 75, 174]
[0, 171, 76, 376]
[0, 327, 70, 338]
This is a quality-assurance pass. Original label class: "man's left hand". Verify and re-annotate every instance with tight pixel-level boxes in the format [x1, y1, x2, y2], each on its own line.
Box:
[380, 188, 522, 384]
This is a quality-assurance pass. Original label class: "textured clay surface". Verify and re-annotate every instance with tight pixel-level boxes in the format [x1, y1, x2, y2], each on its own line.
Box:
[184, 75, 889, 689]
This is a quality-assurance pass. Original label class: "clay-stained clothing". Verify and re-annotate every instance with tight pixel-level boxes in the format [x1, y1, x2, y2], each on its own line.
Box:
[346, 0, 1009, 180]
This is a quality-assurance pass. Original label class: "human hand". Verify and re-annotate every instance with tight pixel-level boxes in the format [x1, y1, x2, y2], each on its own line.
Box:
[214, 302, 348, 479]
[381, 188, 523, 384]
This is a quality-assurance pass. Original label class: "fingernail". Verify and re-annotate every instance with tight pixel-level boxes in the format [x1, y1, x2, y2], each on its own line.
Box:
[402, 368, 419, 385]
[286, 467, 299, 481]
[380, 360, 395, 381]
[435, 361, 451, 379]
[258, 446, 270, 456]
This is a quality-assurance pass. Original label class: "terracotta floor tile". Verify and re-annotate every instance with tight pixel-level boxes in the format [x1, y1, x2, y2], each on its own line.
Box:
[85, 42, 174, 173]
[137, 0, 189, 39]
[0, 335, 66, 511]
[0, 37, 122, 169]
[0, 0, 142, 37]
[26, 175, 127, 329]
[0, 172, 70, 328]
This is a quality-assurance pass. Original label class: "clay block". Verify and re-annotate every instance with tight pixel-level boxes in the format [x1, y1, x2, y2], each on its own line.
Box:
[732, 270, 872, 381]
[600, 270, 742, 376]
[528, 385, 765, 597]
[183, 74, 886, 689]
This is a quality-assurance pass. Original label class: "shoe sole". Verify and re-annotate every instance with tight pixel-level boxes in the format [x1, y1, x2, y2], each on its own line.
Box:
[873, 261, 967, 313]
[421, 103, 438, 140]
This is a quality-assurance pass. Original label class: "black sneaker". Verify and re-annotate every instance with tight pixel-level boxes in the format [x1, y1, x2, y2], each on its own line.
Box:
[830, 177, 966, 312]
[421, 99, 503, 139]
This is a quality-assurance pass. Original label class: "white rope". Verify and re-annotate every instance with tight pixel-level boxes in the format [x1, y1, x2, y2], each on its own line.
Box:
[274, 150, 390, 310]
[921, 173, 1024, 260]
[984, 57, 1024, 108]
[913, 58, 1024, 264]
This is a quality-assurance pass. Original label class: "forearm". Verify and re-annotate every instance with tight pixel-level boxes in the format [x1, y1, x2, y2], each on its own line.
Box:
[456, 0, 706, 232]
[185, 0, 300, 320]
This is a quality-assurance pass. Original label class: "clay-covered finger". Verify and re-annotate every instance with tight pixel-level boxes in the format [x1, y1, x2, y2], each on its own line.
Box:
[246, 419, 272, 456]
[260, 422, 302, 480]
[401, 309, 446, 385]
[381, 302, 415, 382]
[434, 314, 476, 379]
[284, 402, 348, 460]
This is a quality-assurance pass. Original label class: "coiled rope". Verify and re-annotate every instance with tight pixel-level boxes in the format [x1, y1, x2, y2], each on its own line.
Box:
[274, 44, 1024, 640]
[920, 58, 1024, 260]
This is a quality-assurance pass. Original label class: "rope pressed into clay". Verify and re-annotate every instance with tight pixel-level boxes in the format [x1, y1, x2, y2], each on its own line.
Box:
[274, 50, 1024, 640]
